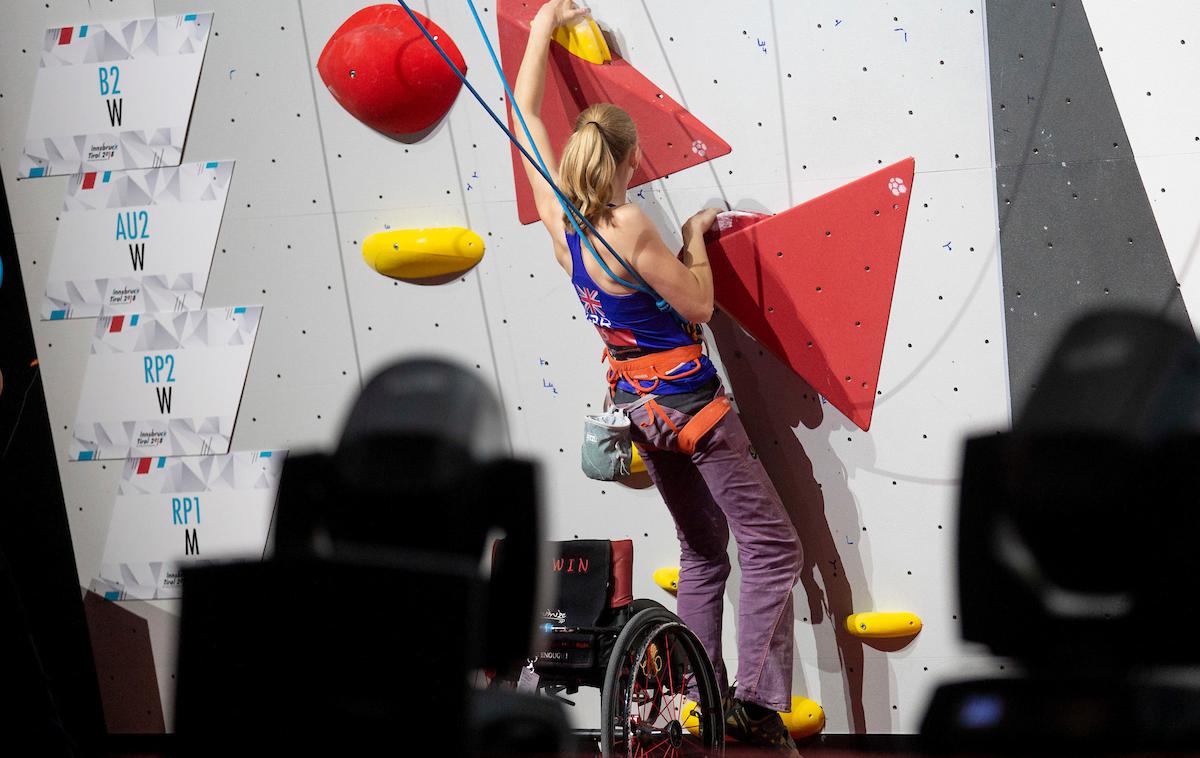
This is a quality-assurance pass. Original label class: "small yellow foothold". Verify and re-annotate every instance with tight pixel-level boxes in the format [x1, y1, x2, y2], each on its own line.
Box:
[653, 566, 679, 594]
[629, 443, 647, 474]
[845, 611, 923, 639]
[362, 227, 485, 280]
[779, 696, 825, 739]
[553, 17, 612, 65]
[684, 696, 825, 740]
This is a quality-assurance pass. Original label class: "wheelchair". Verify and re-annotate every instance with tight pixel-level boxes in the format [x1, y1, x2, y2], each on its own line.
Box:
[494, 538, 725, 756]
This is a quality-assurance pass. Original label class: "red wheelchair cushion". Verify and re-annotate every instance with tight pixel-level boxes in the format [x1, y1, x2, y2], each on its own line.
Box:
[609, 539, 633, 609]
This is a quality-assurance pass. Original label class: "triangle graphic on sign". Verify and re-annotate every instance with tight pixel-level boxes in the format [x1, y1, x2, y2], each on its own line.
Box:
[706, 158, 916, 431]
[498, 1, 731, 225]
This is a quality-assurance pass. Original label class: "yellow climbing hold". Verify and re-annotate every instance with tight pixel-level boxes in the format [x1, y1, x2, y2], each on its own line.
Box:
[682, 696, 825, 740]
[629, 443, 647, 474]
[845, 611, 923, 639]
[362, 227, 485, 280]
[652, 566, 679, 594]
[553, 17, 611, 65]
[680, 699, 701, 736]
[780, 696, 825, 739]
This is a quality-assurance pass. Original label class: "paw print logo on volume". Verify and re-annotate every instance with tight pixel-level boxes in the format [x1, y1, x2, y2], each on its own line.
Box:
[692, 140, 708, 158]
[888, 177, 908, 196]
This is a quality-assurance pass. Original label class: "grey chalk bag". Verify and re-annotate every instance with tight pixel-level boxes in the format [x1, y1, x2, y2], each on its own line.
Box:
[581, 394, 656, 481]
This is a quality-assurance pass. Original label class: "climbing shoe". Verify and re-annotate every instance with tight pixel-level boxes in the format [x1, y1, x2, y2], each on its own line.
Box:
[723, 688, 800, 755]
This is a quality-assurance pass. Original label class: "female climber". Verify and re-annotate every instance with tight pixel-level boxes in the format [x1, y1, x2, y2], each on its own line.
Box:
[512, 1, 803, 752]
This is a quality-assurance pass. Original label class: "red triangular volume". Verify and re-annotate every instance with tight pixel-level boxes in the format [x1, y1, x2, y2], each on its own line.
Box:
[498, 1, 731, 225]
[706, 159, 916, 431]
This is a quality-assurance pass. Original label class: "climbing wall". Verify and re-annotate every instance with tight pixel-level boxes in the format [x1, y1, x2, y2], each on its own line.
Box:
[1080, 1, 1200, 335]
[986, 0, 1190, 416]
[5, 0, 1195, 737]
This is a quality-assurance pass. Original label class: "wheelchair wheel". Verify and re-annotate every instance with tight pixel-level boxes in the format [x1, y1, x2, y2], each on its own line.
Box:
[600, 610, 724, 756]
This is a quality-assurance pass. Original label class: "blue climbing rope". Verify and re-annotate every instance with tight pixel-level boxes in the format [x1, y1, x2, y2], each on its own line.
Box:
[460, 1, 662, 300]
[393, 0, 684, 323]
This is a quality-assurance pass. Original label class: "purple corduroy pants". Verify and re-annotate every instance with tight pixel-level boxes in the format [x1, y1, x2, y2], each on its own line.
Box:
[618, 390, 802, 711]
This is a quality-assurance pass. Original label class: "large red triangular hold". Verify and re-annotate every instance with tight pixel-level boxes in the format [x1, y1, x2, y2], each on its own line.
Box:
[498, 1, 731, 225]
[706, 158, 916, 431]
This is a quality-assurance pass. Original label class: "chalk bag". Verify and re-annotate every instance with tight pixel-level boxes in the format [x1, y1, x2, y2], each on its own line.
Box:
[581, 408, 634, 481]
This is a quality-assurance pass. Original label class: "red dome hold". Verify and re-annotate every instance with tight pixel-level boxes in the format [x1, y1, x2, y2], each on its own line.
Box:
[317, 5, 467, 138]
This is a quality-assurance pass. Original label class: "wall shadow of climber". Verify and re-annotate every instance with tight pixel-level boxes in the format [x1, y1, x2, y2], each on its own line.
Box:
[707, 308, 880, 734]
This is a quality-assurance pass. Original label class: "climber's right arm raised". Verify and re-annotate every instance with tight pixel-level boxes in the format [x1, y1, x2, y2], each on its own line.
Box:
[512, 0, 590, 226]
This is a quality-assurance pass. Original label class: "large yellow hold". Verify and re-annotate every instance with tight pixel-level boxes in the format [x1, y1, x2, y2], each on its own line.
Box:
[681, 695, 825, 740]
[362, 227, 485, 280]
[845, 611, 923, 639]
[553, 17, 611, 65]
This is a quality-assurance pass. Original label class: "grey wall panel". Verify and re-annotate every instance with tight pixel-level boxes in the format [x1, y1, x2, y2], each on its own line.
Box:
[989, 0, 1130, 167]
[987, 0, 1189, 413]
[997, 159, 1188, 399]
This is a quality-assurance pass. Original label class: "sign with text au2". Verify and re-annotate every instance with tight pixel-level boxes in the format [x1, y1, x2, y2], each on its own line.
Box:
[20, 13, 212, 178]
[43, 161, 233, 319]
[93, 450, 286, 601]
[71, 306, 262, 461]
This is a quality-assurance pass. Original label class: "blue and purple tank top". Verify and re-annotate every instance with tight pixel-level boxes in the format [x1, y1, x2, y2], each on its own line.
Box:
[567, 230, 716, 395]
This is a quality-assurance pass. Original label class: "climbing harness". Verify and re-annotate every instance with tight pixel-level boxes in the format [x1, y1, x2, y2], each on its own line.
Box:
[604, 345, 732, 457]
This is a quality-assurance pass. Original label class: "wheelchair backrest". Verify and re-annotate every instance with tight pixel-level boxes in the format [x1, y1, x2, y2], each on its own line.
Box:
[493, 538, 633, 629]
[545, 539, 634, 628]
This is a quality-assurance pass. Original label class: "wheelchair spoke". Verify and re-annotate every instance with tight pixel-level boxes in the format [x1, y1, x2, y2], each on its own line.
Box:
[639, 734, 672, 757]
[663, 634, 680, 723]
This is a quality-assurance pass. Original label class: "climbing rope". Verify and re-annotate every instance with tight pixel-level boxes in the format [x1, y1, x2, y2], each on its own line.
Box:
[393, 0, 685, 324]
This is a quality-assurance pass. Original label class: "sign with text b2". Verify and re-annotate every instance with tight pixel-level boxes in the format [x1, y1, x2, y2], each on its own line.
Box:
[71, 306, 262, 460]
[20, 13, 212, 178]
[92, 450, 286, 601]
[43, 161, 233, 319]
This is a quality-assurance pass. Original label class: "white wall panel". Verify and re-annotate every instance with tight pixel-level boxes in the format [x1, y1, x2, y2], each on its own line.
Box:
[331, 207, 502, 386]
[156, 0, 339, 222]
[1084, 0, 1200, 159]
[1084, 1, 1200, 331]
[771, 1, 996, 191]
[0, 0, 1041, 736]
[1135, 153, 1200, 327]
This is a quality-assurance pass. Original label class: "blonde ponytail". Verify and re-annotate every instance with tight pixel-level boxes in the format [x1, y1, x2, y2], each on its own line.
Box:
[559, 103, 638, 226]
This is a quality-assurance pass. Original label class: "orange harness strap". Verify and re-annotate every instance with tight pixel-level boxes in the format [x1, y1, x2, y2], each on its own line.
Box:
[604, 344, 733, 455]
[604, 344, 705, 390]
[676, 395, 732, 456]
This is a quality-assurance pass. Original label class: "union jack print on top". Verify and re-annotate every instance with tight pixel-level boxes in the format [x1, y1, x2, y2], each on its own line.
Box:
[575, 284, 603, 317]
